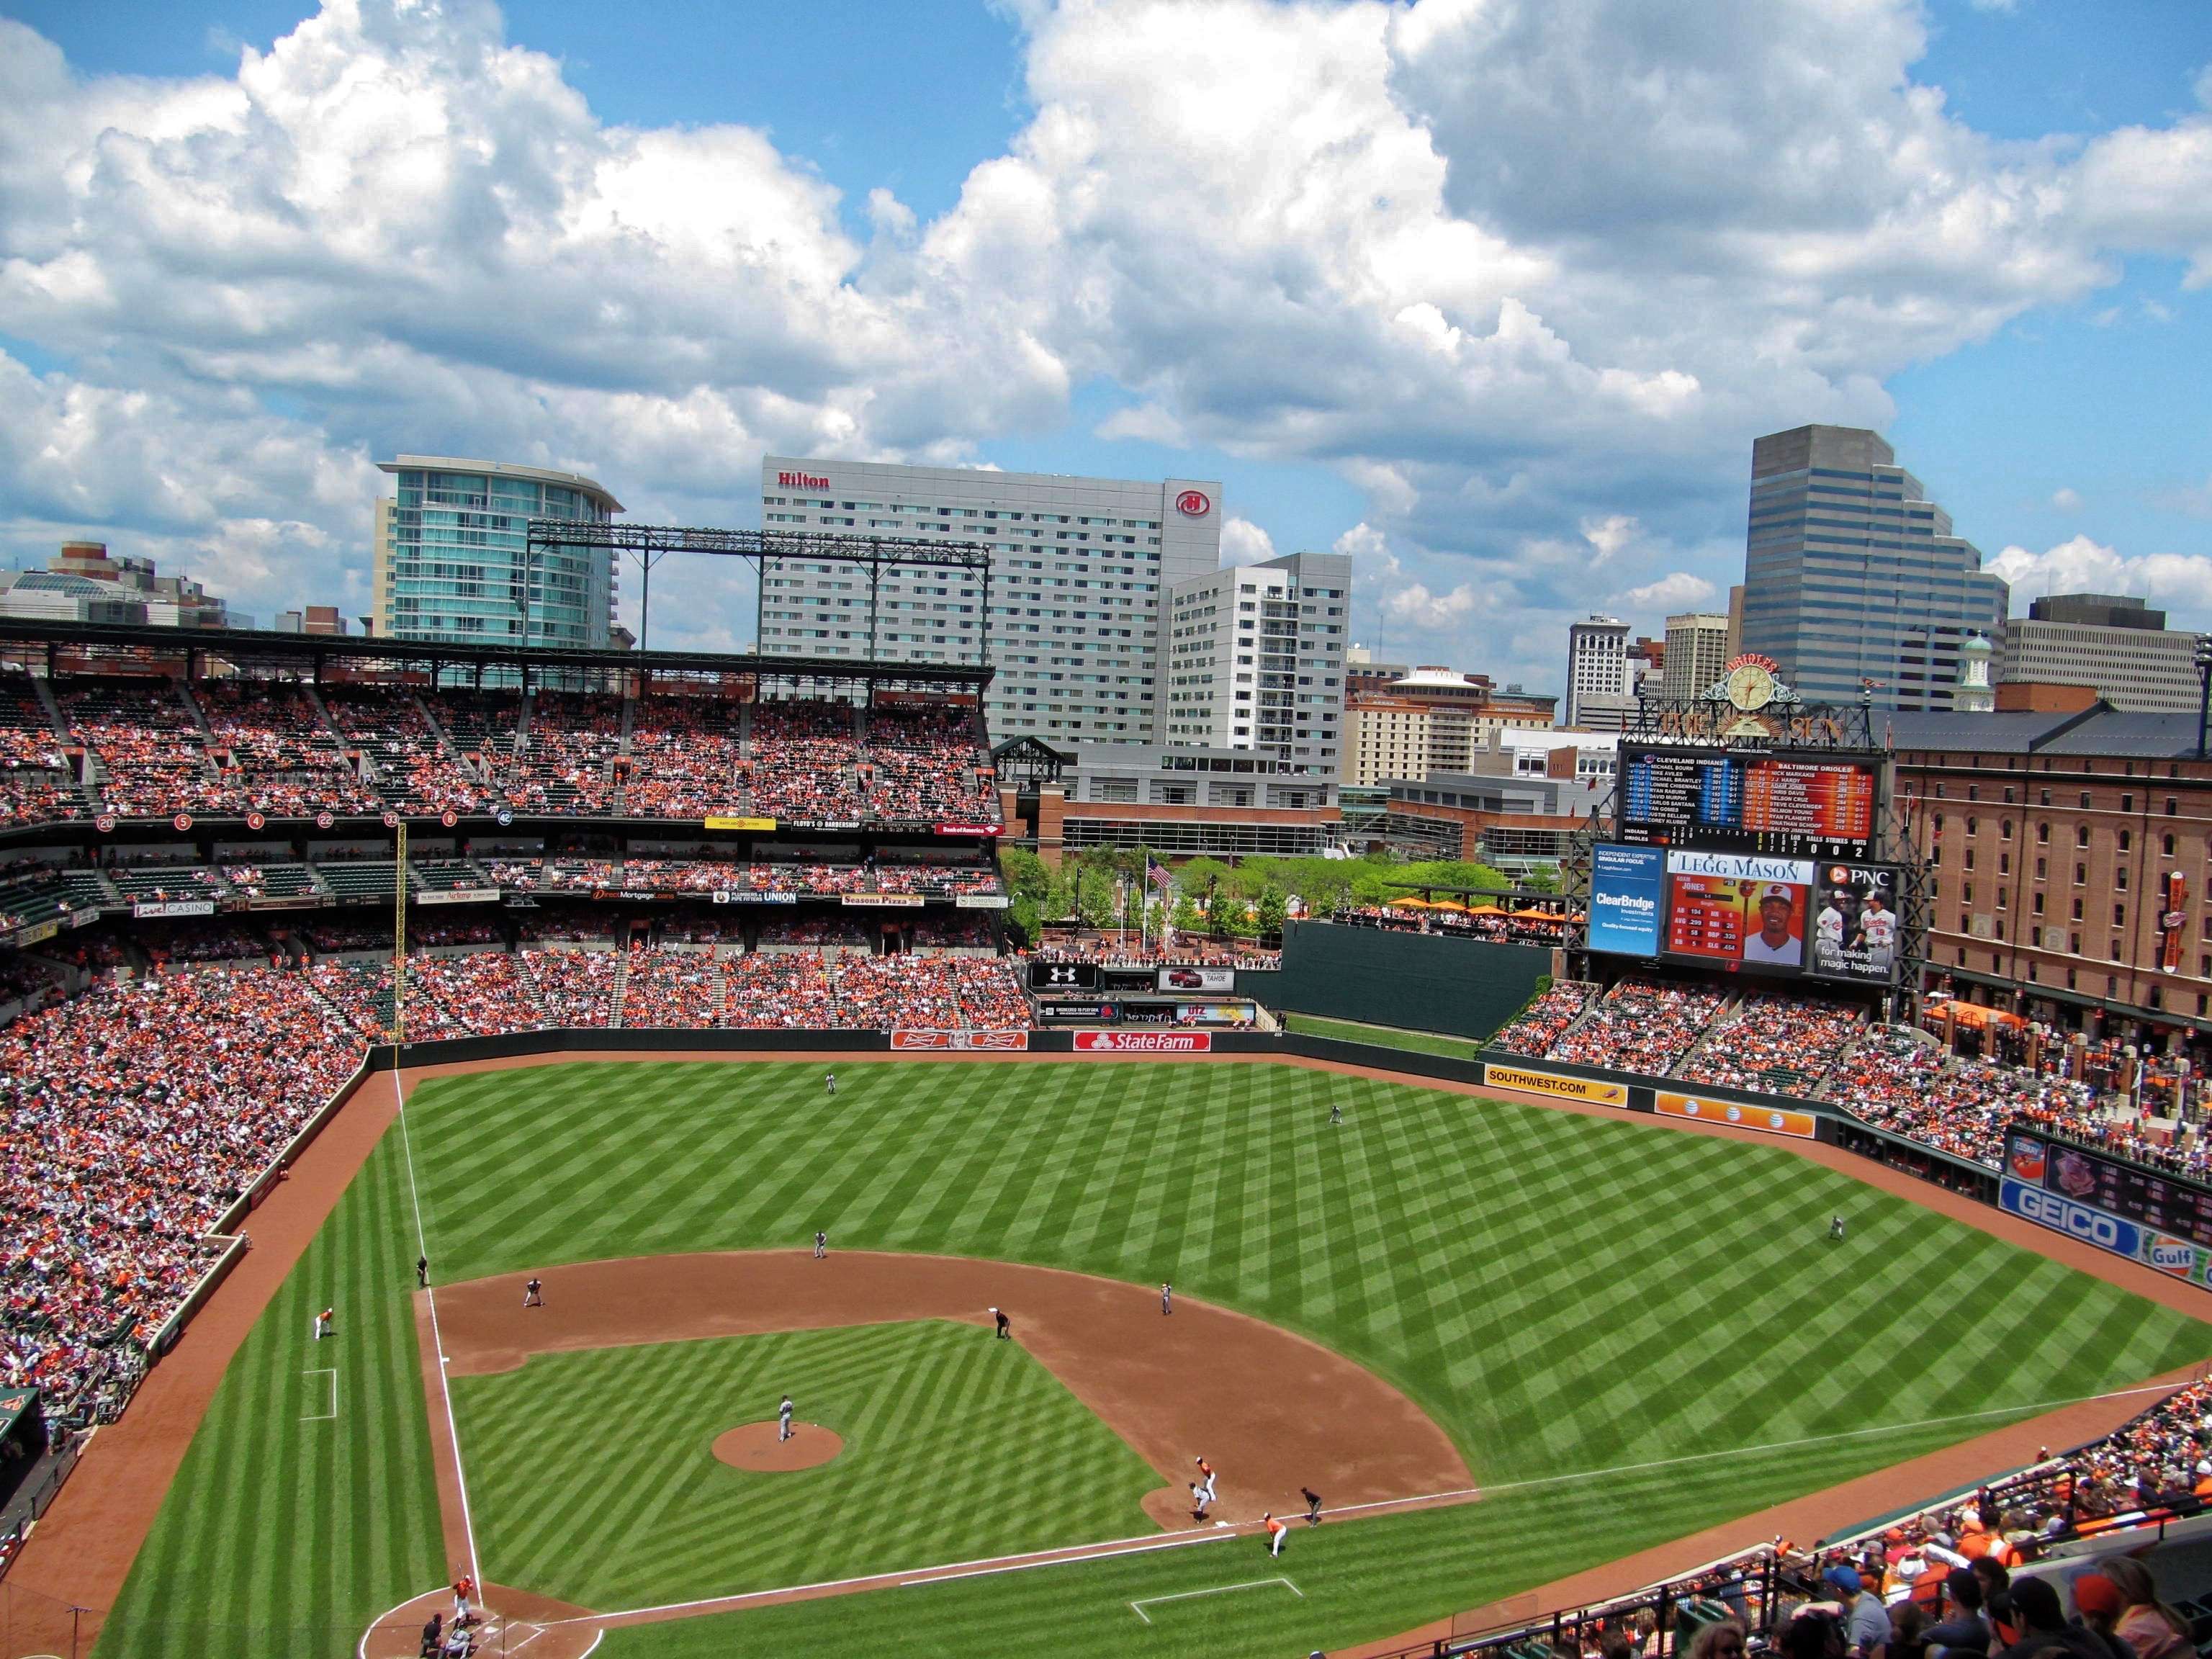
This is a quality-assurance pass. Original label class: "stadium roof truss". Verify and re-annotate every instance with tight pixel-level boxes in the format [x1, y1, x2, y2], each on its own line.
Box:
[527, 520, 996, 665]
[0, 617, 994, 696]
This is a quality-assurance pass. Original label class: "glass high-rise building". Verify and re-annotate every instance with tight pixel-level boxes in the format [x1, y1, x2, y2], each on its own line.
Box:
[373, 456, 622, 647]
[1739, 426, 2007, 710]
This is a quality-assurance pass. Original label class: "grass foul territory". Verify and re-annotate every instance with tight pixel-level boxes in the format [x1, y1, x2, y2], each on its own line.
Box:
[102, 1060, 2212, 1659]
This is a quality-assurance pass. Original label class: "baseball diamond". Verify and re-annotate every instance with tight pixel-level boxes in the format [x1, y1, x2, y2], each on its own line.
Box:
[17, 1053, 2206, 1659]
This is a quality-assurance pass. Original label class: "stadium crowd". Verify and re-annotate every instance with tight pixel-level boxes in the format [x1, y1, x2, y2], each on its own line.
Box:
[1547, 977, 1730, 1076]
[1, 678, 997, 831]
[0, 968, 359, 1401]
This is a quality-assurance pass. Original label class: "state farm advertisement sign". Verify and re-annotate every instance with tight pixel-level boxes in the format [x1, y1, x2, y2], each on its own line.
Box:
[890, 1030, 1030, 1052]
[1073, 1030, 1213, 1053]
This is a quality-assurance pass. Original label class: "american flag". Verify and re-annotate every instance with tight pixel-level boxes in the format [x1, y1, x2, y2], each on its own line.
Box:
[1146, 856, 1174, 894]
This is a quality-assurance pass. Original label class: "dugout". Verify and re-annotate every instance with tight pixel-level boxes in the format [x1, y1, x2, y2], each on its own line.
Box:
[0, 1389, 48, 1513]
[1269, 920, 1549, 1042]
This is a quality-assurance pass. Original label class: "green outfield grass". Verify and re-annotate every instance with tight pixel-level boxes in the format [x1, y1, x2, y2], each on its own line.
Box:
[99, 1059, 2212, 1659]
[1280, 1011, 1477, 1056]
[454, 1320, 1160, 1609]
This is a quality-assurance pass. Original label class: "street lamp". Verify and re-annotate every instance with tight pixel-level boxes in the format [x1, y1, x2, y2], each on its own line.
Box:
[2195, 634, 2212, 761]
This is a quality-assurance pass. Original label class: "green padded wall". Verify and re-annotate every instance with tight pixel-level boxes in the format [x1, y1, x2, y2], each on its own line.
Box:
[1268, 920, 1550, 1041]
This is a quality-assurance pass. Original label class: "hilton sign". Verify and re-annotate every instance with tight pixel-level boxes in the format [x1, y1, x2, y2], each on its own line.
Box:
[777, 471, 830, 490]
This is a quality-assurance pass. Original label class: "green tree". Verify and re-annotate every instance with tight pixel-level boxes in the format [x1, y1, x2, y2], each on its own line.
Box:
[1254, 886, 1289, 941]
[998, 845, 1053, 907]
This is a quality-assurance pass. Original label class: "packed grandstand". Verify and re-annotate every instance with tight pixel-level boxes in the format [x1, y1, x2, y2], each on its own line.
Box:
[4, 667, 1002, 833]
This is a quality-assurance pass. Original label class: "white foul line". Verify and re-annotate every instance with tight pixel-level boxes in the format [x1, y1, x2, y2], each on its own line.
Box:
[394, 1066, 482, 1588]
[559, 1374, 2187, 1629]
[1131, 1576, 1301, 1624]
[902, 1531, 1231, 1586]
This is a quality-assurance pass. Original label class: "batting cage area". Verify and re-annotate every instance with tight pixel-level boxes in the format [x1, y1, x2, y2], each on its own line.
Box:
[31, 1056, 2212, 1659]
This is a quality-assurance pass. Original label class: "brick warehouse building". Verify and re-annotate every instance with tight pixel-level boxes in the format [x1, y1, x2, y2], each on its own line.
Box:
[1893, 705, 2212, 1052]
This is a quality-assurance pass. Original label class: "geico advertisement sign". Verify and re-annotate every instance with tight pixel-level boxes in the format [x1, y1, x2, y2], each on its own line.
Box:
[2000, 1177, 2142, 1258]
[1072, 1031, 1213, 1053]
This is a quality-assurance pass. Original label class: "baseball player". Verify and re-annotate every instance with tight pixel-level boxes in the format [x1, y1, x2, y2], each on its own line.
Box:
[1195, 1456, 1217, 1507]
[778, 1393, 794, 1442]
[992, 1307, 1011, 1340]
[814, 1231, 827, 1260]
[451, 1569, 475, 1623]
[825, 1071, 837, 1096]
[416, 1254, 428, 1288]
[523, 1276, 543, 1307]
[1264, 1512, 1288, 1557]
[1303, 1486, 1323, 1526]
[314, 1306, 333, 1340]
[1829, 1215, 1845, 1242]
[1329, 1102, 1342, 1125]
[1161, 1281, 1172, 1316]
[1188, 1482, 1210, 1521]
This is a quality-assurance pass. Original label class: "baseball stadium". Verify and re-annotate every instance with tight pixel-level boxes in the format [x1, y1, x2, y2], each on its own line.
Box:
[6, 611, 2212, 1659]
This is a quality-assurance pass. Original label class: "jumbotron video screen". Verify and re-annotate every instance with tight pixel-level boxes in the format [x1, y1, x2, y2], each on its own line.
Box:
[1591, 745, 1899, 986]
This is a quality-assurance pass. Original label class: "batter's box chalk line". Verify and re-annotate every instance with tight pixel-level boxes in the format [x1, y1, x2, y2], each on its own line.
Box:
[1130, 1576, 1303, 1624]
[302, 1367, 337, 1421]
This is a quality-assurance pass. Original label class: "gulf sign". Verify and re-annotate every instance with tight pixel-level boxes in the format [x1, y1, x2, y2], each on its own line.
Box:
[890, 1030, 1030, 1052]
[1654, 1093, 1817, 1139]
[1074, 1030, 1213, 1053]
[1480, 1064, 1628, 1108]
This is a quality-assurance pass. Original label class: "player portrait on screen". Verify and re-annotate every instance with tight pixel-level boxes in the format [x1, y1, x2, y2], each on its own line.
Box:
[1741, 883, 1803, 966]
[1857, 888, 1897, 974]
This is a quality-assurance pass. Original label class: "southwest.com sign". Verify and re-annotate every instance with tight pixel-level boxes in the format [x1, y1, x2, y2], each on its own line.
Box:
[1999, 1177, 2212, 1285]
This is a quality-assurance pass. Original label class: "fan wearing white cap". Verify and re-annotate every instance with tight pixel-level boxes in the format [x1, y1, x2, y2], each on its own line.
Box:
[1743, 883, 1800, 964]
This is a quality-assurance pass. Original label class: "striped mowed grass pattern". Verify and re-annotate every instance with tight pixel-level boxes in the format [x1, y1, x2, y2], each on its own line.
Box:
[454, 1321, 1161, 1609]
[101, 1061, 2212, 1659]
[99, 1119, 444, 1659]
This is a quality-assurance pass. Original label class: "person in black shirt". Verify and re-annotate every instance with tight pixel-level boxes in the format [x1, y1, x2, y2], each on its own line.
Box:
[992, 1307, 1011, 1339]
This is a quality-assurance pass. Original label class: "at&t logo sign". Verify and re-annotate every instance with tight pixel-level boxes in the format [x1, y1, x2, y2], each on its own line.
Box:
[1174, 489, 1211, 517]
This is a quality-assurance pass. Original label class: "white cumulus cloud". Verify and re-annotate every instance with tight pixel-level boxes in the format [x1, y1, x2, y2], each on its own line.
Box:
[1987, 534, 2212, 614]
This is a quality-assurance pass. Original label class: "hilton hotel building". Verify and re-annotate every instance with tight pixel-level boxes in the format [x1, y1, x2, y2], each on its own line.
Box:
[758, 457, 1221, 746]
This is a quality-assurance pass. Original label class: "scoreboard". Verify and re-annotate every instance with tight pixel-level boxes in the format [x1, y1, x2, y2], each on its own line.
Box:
[2031, 1133, 2212, 1249]
[1620, 747, 1877, 855]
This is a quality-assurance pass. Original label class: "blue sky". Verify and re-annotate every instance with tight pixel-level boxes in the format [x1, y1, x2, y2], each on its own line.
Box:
[1, 0, 2208, 685]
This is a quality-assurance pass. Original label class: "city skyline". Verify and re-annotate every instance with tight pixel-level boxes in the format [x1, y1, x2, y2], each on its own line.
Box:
[1, 0, 2208, 694]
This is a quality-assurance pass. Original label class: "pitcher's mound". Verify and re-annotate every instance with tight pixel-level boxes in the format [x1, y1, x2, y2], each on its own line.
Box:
[713, 1421, 844, 1471]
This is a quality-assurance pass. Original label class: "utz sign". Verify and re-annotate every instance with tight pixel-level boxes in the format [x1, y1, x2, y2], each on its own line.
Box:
[1074, 1030, 1212, 1053]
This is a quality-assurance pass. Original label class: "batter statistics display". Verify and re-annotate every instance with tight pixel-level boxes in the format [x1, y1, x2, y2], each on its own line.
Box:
[1620, 747, 1877, 855]
[2018, 1130, 2212, 1250]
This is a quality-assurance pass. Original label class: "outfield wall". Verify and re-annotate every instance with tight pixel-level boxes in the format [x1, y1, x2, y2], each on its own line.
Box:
[1269, 921, 1547, 1042]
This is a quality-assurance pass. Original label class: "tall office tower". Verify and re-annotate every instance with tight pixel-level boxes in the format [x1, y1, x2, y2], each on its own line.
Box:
[758, 457, 1220, 745]
[2000, 593, 2203, 712]
[1662, 612, 1732, 698]
[1156, 549, 1351, 770]
[1739, 426, 2008, 709]
[1564, 614, 1631, 727]
[374, 457, 621, 647]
